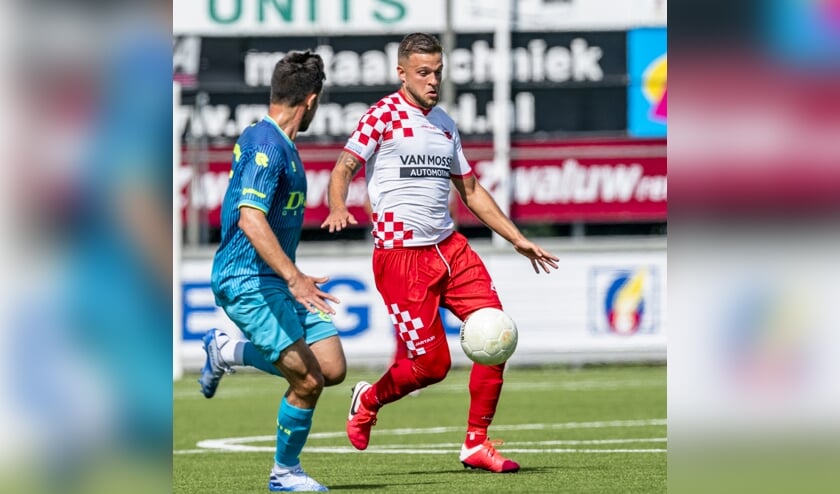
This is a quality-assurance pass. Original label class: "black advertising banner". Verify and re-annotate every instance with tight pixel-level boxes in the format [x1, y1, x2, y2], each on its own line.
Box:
[174, 31, 627, 142]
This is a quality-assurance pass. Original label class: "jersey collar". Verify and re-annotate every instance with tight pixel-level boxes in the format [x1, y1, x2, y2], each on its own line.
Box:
[263, 115, 296, 149]
[397, 89, 433, 115]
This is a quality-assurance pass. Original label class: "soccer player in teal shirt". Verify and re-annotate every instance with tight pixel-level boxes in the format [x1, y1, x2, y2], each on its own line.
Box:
[202, 51, 346, 492]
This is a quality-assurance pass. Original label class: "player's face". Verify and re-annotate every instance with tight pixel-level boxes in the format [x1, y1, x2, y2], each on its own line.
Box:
[299, 93, 319, 132]
[398, 52, 443, 110]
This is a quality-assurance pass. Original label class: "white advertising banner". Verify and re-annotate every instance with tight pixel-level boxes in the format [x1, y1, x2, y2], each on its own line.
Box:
[179, 243, 666, 370]
[174, 0, 445, 35]
[453, 0, 667, 32]
[173, 0, 666, 35]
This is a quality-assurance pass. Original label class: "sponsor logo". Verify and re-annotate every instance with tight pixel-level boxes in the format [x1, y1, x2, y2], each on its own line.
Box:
[181, 277, 372, 341]
[243, 38, 605, 88]
[719, 278, 814, 395]
[398, 154, 452, 179]
[628, 28, 667, 137]
[399, 167, 451, 178]
[255, 152, 269, 167]
[642, 55, 667, 122]
[282, 191, 306, 216]
[589, 267, 659, 336]
[176, 93, 536, 139]
[399, 154, 453, 167]
[478, 159, 667, 205]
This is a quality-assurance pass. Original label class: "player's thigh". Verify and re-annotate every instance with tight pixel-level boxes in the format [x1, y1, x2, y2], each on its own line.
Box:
[373, 247, 449, 356]
[295, 305, 345, 385]
[221, 288, 306, 364]
[308, 335, 346, 386]
[440, 233, 503, 320]
[373, 246, 447, 307]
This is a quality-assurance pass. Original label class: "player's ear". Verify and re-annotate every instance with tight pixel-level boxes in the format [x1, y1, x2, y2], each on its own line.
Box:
[396, 64, 406, 84]
[305, 92, 318, 110]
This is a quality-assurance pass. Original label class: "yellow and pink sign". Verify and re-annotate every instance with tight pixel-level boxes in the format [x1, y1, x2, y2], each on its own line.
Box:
[628, 28, 667, 137]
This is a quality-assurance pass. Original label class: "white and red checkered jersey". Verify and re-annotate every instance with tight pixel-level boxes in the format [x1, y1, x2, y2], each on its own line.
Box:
[343, 90, 473, 249]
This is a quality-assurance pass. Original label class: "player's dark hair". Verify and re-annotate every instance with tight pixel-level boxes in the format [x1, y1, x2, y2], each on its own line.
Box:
[398, 33, 443, 62]
[270, 50, 326, 106]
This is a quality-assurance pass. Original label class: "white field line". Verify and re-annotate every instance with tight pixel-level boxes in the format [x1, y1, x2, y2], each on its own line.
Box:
[174, 378, 664, 400]
[175, 447, 667, 455]
[307, 418, 668, 439]
[301, 448, 668, 454]
[429, 379, 664, 393]
[175, 419, 667, 455]
[367, 438, 667, 449]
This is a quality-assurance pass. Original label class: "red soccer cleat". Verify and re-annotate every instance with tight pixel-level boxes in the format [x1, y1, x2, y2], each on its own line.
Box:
[460, 439, 521, 473]
[346, 381, 377, 450]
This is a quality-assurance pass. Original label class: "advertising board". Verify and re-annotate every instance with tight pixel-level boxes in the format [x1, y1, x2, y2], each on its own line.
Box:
[174, 31, 628, 139]
[173, 0, 666, 36]
[178, 244, 667, 369]
[179, 138, 666, 228]
[627, 27, 667, 137]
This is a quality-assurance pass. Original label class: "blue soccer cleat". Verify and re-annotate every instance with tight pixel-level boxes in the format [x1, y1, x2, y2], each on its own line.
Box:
[268, 464, 328, 492]
[198, 328, 234, 398]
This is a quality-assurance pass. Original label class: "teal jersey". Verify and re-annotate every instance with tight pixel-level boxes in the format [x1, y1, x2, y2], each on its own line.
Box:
[211, 116, 308, 302]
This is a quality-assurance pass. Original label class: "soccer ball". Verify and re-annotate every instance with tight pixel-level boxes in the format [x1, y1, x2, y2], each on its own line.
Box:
[459, 308, 518, 365]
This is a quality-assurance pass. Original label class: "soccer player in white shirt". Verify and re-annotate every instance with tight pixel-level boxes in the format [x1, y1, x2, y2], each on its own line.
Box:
[322, 33, 558, 473]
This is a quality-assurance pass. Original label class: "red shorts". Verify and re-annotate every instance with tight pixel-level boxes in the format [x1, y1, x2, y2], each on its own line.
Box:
[372, 231, 502, 358]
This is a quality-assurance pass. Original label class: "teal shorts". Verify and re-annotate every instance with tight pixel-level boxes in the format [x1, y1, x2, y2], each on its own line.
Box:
[220, 287, 338, 364]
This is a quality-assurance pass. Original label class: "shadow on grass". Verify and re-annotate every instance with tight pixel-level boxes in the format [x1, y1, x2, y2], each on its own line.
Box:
[326, 485, 389, 490]
[328, 480, 450, 490]
[443, 465, 562, 475]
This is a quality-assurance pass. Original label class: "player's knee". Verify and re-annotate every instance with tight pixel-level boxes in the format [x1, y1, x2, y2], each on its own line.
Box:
[294, 372, 325, 399]
[322, 364, 347, 387]
[413, 348, 451, 385]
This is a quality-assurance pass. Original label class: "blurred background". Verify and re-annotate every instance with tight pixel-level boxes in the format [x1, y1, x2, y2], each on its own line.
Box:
[668, 1, 840, 493]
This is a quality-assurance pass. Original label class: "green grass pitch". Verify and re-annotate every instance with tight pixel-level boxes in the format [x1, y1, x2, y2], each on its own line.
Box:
[174, 364, 666, 493]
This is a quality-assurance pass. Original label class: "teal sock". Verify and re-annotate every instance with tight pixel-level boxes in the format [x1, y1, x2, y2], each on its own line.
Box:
[275, 397, 314, 467]
[243, 342, 283, 377]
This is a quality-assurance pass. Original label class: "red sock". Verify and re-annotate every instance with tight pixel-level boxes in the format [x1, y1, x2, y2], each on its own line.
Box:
[466, 362, 505, 441]
[465, 428, 488, 448]
[362, 359, 419, 411]
[359, 385, 380, 411]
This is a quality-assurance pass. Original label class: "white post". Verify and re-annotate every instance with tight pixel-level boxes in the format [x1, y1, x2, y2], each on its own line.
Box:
[173, 81, 184, 381]
[492, 0, 512, 248]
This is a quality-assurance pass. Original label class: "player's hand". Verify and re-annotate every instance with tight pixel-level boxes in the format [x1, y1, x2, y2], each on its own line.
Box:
[513, 239, 559, 274]
[288, 271, 340, 315]
[320, 207, 358, 233]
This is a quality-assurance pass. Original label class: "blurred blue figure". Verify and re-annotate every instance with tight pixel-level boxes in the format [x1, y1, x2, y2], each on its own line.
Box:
[67, 8, 173, 453]
[8, 2, 173, 493]
[765, 0, 840, 67]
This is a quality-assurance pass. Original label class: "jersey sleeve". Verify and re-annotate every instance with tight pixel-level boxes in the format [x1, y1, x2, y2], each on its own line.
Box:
[343, 104, 389, 165]
[450, 126, 473, 178]
[235, 144, 285, 213]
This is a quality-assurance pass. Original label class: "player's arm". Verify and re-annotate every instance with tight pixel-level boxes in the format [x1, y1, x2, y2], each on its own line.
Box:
[452, 174, 559, 274]
[321, 150, 364, 232]
[239, 206, 338, 314]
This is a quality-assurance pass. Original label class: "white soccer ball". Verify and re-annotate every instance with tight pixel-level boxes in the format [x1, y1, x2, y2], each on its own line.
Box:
[459, 308, 518, 365]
